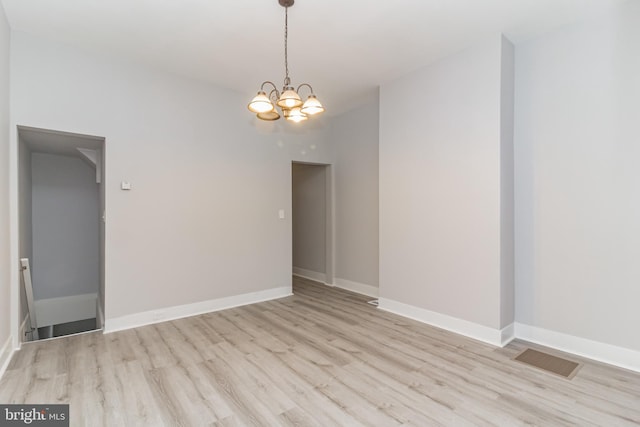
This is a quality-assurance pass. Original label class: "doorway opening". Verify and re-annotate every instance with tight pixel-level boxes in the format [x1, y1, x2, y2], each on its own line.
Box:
[291, 162, 333, 289]
[17, 126, 106, 342]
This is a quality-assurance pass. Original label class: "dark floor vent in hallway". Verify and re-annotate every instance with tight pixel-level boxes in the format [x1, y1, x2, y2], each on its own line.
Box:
[514, 348, 581, 379]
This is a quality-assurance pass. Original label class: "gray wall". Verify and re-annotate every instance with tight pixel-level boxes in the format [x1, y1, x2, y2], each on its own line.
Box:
[292, 163, 326, 276]
[379, 35, 514, 330]
[11, 32, 332, 321]
[331, 95, 380, 288]
[6, 3, 635, 360]
[499, 37, 515, 328]
[31, 152, 100, 300]
[0, 3, 10, 352]
[514, 2, 640, 351]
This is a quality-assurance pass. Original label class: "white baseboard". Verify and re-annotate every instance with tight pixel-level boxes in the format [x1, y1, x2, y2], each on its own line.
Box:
[0, 334, 14, 380]
[334, 278, 379, 298]
[104, 286, 292, 334]
[35, 293, 97, 327]
[293, 267, 327, 283]
[515, 323, 640, 373]
[378, 297, 511, 347]
[501, 323, 516, 347]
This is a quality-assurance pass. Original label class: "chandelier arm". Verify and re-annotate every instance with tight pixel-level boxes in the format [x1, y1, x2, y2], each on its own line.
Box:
[268, 88, 281, 102]
[260, 81, 279, 93]
[296, 83, 314, 95]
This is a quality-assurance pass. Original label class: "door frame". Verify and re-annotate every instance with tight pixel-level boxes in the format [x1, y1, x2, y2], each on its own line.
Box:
[291, 161, 334, 286]
[12, 125, 106, 345]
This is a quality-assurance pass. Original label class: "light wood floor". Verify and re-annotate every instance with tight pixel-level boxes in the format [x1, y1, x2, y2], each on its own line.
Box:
[2, 277, 639, 426]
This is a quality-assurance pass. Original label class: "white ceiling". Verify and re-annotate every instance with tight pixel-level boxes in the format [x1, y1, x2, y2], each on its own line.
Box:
[1, 0, 626, 115]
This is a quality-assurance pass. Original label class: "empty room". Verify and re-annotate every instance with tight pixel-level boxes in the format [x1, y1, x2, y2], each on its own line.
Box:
[0, 0, 639, 425]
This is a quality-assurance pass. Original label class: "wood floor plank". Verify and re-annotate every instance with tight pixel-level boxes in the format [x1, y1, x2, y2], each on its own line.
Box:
[197, 356, 283, 426]
[1, 276, 639, 426]
[243, 346, 367, 426]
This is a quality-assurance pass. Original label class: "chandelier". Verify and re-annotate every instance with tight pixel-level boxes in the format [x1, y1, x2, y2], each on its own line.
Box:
[247, 0, 325, 123]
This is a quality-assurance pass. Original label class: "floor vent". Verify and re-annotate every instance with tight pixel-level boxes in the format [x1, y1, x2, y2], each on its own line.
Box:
[367, 299, 379, 307]
[513, 348, 581, 379]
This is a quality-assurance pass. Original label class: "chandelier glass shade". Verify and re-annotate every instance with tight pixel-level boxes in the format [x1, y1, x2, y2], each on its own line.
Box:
[247, 0, 324, 122]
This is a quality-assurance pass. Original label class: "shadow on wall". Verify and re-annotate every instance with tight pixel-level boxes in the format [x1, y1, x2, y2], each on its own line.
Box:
[246, 114, 330, 160]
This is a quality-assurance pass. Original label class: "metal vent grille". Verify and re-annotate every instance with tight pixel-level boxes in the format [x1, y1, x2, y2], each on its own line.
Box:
[514, 348, 581, 379]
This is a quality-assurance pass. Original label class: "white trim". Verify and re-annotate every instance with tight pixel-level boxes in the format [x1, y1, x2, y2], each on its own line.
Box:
[501, 323, 515, 346]
[10, 124, 20, 351]
[292, 267, 327, 284]
[378, 297, 507, 347]
[515, 323, 640, 373]
[34, 293, 97, 327]
[104, 286, 292, 334]
[334, 277, 379, 298]
[0, 334, 14, 380]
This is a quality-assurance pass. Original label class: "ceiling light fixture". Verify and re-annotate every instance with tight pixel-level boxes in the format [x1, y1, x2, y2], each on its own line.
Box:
[248, 0, 325, 122]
